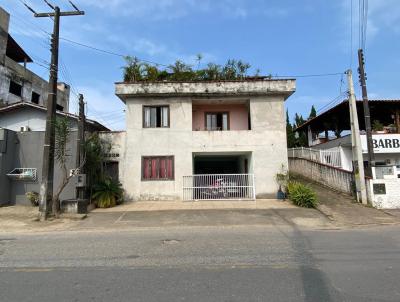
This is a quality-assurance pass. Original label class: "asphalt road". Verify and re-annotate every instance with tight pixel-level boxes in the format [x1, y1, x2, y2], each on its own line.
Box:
[1, 224, 400, 302]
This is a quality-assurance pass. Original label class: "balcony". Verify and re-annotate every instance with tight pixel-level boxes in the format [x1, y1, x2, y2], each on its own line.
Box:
[192, 100, 251, 131]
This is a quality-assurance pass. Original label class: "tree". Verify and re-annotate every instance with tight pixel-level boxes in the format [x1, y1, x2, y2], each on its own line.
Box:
[84, 133, 111, 198]
[294, 113, 305, 128]
[286, 110, 296, 148]
[309, 105, 317, 119]
[52, 118, 86, 217]
[292, 113, 308, 147]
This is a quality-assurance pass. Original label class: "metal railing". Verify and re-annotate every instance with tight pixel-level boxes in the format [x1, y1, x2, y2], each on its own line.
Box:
[183, 174, 256, 201]
[288, 147, 342, 168]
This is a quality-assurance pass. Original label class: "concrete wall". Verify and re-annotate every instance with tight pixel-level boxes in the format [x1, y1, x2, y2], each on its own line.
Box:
[0, 130, 78, 205]
[99, 131, 126, 185]
[0, 128, 16, 205]
[367, 178, 400, 209]
[113, 94, 289, 201]
[289, 157, 355, 195]
[192, 104, 249, 131]
[0, 107, 79, 132]
[0, 7, 9, 66]
[0, 60, 70, 111]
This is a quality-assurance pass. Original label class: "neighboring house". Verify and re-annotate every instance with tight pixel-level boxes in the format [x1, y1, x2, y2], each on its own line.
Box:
[295, 99, 400, 173]
[111, 79, 296, 201]
[0, 104, 109, 206]
[0, 7, 70, 111]
[291, 99, 400, 209]
[0, 102, 108, 132]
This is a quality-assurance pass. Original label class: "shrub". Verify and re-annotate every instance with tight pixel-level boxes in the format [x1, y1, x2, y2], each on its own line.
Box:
[93, 178, 124, 208]
[287, 181, 318, 208]
[25, 191, 39, 206]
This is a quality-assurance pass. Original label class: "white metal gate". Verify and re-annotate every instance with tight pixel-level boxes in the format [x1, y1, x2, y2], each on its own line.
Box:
[183, 174, 256, 201]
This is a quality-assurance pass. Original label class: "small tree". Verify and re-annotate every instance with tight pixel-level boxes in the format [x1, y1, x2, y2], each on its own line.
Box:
[309, 105, 317, 119]
[51, 118, 85, 217]
[286, 110, 296, 148]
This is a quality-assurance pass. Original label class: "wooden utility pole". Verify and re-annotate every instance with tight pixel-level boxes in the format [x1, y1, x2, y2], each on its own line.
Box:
[358, 49, 375, 177]
[76, 94, 85, 200]
[347, 70, 368, 204]
[27, 2, 84, 218]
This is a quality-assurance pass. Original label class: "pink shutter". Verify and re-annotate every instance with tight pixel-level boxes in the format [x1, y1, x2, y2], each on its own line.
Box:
[159, 158, 166, 178]
[151, 158, 158, 179]
[167, 157, 173, 179]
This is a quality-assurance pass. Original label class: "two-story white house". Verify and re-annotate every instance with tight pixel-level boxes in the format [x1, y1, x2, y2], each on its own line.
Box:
[109, 79, 296, 201]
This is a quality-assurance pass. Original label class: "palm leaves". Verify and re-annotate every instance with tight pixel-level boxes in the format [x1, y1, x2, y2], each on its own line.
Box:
[92, 178, 123, 208]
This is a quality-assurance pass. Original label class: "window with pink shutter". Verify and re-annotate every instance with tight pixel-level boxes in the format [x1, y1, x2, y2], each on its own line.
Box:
[142, 156, 174, 180]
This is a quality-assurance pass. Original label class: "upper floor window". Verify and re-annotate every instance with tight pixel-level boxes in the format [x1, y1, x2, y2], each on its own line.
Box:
[9, 81, 22, 97]
[56, 104, 64, 111]
[143, 105, 169, 128]
[31, 92, 40, 104]
[205, 112, 229, 131]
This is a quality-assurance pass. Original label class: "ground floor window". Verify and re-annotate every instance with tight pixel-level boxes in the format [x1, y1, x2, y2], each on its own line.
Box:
[142, 156, 174, 180]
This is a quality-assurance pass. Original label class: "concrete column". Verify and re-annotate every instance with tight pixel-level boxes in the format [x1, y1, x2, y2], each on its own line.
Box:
[0, 8, 10, 66]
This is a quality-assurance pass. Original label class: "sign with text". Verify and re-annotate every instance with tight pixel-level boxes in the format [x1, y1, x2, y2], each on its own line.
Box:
[361, 134, 400, 153]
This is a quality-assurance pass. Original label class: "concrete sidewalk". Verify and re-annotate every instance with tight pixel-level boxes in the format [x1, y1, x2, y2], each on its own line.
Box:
[297, 178, 400, 227]
[92, 199, 294, 212]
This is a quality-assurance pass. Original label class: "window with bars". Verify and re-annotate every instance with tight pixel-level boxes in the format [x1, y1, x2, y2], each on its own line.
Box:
[142, 156, 174, 180]
[205, 112, 229, 130]
[143, 106, 169, 128]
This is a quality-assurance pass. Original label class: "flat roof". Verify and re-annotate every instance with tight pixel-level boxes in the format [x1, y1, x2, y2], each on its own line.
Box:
[115, 79, 296, 102]
[6, 34, 33, 63]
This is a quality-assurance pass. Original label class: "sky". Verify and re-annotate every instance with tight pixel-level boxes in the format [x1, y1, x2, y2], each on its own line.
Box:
[2, 0, 400, 130]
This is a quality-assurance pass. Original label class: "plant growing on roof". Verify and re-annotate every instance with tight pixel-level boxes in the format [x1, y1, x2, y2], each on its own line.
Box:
[122, 57, 257, 82]
[123, 56, 144, 82]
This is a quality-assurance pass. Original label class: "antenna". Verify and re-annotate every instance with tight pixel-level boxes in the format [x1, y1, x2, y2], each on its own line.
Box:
[43, 0, 55, 10]
[68, 0, 80, 12]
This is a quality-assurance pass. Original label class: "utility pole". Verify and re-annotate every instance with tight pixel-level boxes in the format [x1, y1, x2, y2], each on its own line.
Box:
[346, 70, 368, 204]
[26, 1, 84, 218]
[358, 49, 375, 177]
[76, 94, 85, 200]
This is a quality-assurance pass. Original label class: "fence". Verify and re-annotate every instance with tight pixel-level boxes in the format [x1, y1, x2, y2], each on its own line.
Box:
[183, 174, 255, 201]
[288, 147, 342, 168]
[289, 158, 354, 195]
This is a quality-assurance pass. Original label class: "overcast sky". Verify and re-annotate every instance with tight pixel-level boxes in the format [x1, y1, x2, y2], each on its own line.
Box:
[2, 0, 400, 130]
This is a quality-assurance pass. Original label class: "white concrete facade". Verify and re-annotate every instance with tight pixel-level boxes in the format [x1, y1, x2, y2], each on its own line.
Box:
[114, 80, 296, 201]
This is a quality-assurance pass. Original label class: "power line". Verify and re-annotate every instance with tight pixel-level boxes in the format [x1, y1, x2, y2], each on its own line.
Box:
[59, 37, 169, 67]
[272, 72, 344, 79]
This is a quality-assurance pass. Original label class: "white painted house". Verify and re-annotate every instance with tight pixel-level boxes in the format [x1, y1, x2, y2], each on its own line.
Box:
[110, 79, 296, 201]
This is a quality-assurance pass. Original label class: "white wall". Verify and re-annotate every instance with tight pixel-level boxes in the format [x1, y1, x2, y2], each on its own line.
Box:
[0, 107, 78, 132]
[114, 95, 288, 201]
[367, 178, 400, 209]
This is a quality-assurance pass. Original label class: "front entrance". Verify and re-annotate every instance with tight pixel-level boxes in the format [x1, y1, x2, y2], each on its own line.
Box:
[183, 153, 255, 200]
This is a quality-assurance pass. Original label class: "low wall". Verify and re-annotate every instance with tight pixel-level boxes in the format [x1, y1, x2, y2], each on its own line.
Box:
[289, 158, 354, 195]
[366, 178, 400, 209]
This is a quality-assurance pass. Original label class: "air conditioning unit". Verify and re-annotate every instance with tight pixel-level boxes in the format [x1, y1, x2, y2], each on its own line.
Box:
[20, 126, 30, 132]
